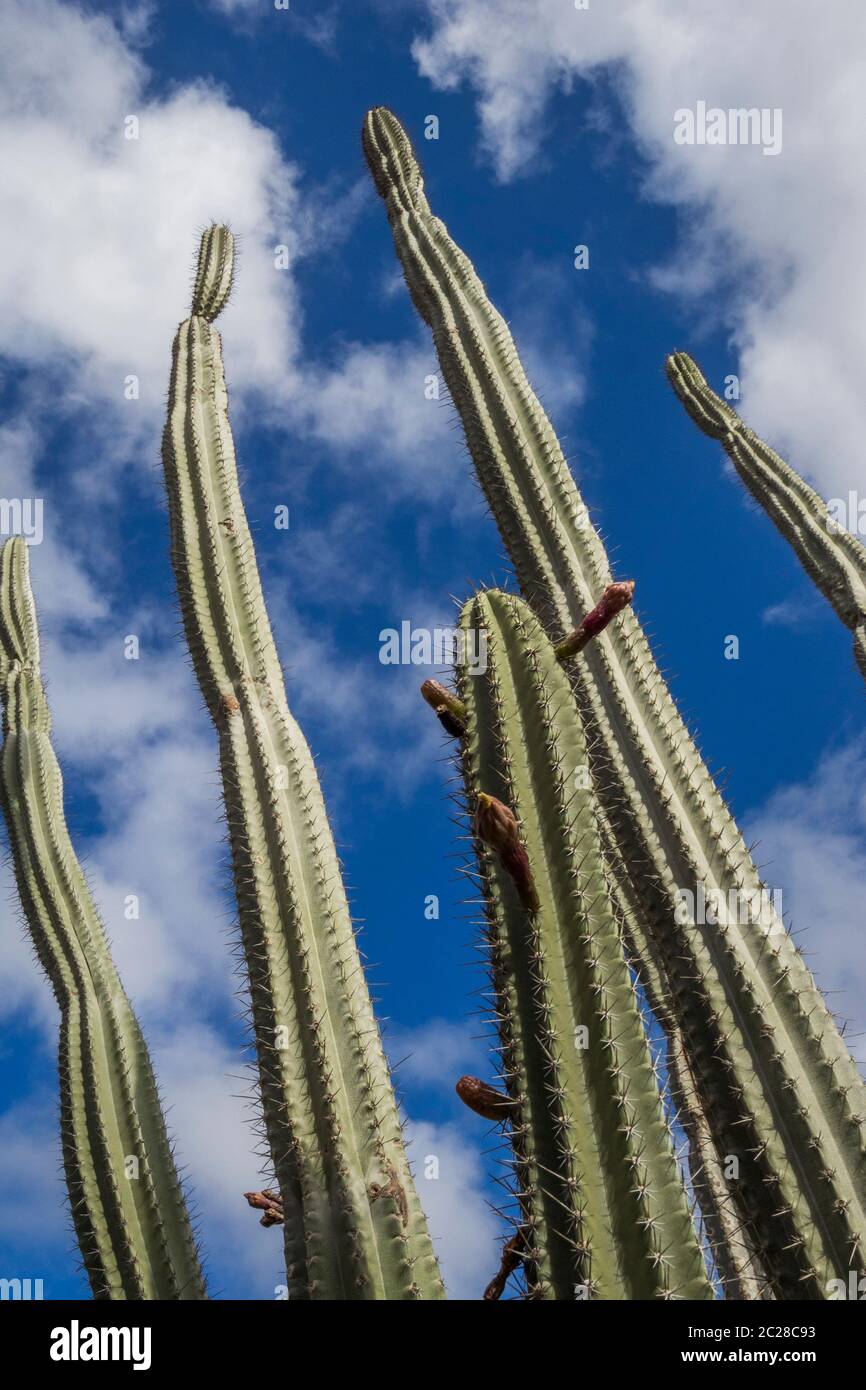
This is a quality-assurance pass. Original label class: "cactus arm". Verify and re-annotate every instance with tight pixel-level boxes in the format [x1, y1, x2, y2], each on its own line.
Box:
[666, 351, 866, 677]
[364, 110, 866, 1296]
[457, 589, 713, 1300]
[160, 228, 444, 1300]
[0, 538, 207, 1301]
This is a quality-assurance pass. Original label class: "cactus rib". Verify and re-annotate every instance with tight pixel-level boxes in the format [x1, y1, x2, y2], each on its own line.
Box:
[160, 227, 444, 1300]
[364, 109, 866, 1297]
[0, 537, 207, 1300]
[597, 808, 768, 1300]
[457, 588, 713, 1300]
[666, 350, 866, 680]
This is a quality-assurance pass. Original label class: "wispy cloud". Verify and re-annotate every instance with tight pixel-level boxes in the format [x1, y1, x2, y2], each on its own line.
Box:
[760, 595, 823, 630]
[387, 1016, 490, 1091]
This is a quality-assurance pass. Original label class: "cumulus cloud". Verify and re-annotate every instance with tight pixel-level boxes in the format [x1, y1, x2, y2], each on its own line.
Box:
[0, 0, 473, 515]
[414, 0, 866, 500]
[0, 0, 302, 414]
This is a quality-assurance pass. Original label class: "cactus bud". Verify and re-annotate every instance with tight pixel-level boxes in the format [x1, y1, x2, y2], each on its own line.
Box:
[483, 1231, 525, 1301]
[555, 580, 635, 661]
[455, 1074, 518, 1122]
[475, 793, 540, 912]
[420, 678, 467, 736]
[474, 791, 517, 855]
[244, 1189, 284, 1228]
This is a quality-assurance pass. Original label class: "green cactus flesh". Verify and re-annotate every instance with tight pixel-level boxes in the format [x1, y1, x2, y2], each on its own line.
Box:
[160, 227, 444, 1300]
[667, 350, 866, 681]
[0, 537, 207, 1300]
[457, 588, 713, 1301]
[595, 807, 766, 1299]
[364, 108, 866, 1297]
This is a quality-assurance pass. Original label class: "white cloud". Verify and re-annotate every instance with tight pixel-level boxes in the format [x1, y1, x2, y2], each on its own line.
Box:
[0, 418, 106, 624]
[204, 0, 338, 53]
[760, 596, 821, 630]
[76, 737, 232, 1018]
[206, 0, 258, 12]
[153, 1024, 283, 1298]
[0, 0, 301, 415]
[290, 628, 448, 797]
[0, 1099, 72, 1264]
[0, 891, 57, 1031]
[0, 0, 474, 517]
[414, 0, 866, 500]
[746, 738, 866, 1066]
[405, 1119, 501, 1299]
[387, 1017, 489, 1091]
[303, 338, 467, 502]
[0, 1030, 277, 1299]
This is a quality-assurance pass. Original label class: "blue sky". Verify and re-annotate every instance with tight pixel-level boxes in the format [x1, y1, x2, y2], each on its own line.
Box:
[0, 0, 865, 1301]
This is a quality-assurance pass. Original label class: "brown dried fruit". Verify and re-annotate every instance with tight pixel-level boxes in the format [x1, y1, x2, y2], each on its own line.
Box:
[455, 1074, 518, 1122]
[555, 580, 635, 660]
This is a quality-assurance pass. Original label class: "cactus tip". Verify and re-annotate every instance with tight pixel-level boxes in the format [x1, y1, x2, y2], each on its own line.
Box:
[362, 106, 424, 208]
[191, 224, 235, 322]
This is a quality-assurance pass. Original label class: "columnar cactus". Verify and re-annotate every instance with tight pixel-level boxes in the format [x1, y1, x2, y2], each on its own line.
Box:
[0, 537, 207, 1300]
[455, 587, 713, 1301]
[160, 227, 444, 1300]
[364, 108, 866, 1297]
[667, 350, 866, 680]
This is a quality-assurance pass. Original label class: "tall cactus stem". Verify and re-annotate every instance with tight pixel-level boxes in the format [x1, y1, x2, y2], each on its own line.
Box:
[160, 226, 444, 1300]
[667, 350, 866, 682]
[457, 587, 714, 1301]
[0, 537, 207, 1300]
[364, 109, 866, 1297]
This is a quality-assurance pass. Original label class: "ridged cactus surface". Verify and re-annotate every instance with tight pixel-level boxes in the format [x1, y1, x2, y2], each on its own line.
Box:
[594, 809, 766, 1300]
[364, 109, 866, 1297]
[457, 588, 713, 1301]
[0, 537, 207, 1300]
[667, 350, 866, 680]
[160, 227, 444, 1300]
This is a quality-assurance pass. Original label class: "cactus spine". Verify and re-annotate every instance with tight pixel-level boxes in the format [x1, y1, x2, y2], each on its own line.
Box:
[0, 537, 207, 1300]
[364, 108, 866, 1297]
[160, 227, 444, 1300]
[595, 813, 766, 1300]
[667, 350, 866, 680]
[457, 588, 713, 1300]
